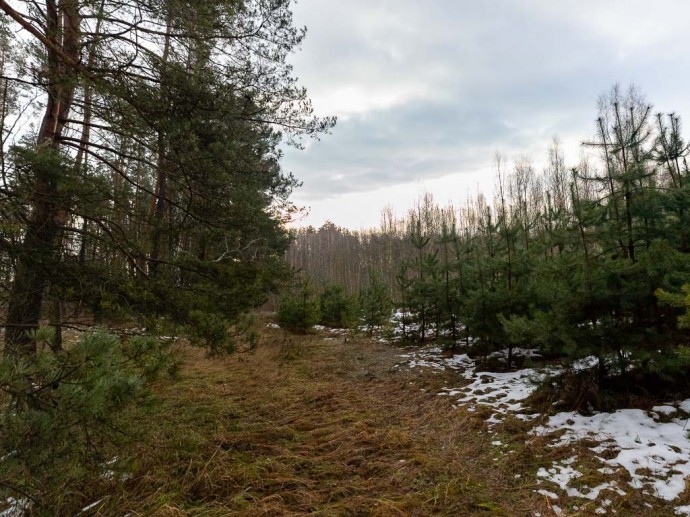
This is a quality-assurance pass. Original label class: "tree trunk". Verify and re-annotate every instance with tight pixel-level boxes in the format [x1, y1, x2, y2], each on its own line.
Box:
[3, 0, 79, 355]
[149, 13, 173, 277]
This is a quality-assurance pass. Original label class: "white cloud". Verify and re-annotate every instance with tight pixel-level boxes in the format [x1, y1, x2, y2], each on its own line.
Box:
[285, 0, 690, 229]
[525, 0, 690, 55]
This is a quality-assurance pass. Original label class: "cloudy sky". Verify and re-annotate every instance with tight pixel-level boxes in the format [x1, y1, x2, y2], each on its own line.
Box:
[281, 0, 690, 230]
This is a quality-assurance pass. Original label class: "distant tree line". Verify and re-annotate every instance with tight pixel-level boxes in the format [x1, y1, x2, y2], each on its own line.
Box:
[288, 85, 690, 389]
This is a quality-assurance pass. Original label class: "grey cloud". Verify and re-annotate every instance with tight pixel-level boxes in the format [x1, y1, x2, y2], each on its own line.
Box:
[284, 0, 690, 201]
[283, 99, 559, 198]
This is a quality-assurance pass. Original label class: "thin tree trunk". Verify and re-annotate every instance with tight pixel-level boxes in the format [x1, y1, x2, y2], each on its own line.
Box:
[149, 13, 173, 277]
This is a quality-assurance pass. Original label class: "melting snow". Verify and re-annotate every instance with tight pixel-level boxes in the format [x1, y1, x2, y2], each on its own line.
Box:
[489, 347, 542, 360]
[534, 409, 690, 500]
[652, 405, 678, 415]
[453, 368, 550, 418]
[404, 346, 549, 423]
[536, 489, 559, 500]
[572, 355, 599, 371]
[0, 498, 30, 517]
[536, 459, 625, 501]
[399, 346, 473, 373]
[397, 342, 690, 507]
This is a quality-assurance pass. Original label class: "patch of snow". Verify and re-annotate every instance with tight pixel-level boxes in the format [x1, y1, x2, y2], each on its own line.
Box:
[536, 456, 627, 501]
[403, 345, 556, 424]
[0, 498, 30, 517]
[652, 405, 678, 415]
[454, 368, 554, 421]
[536, 489, 559, 500]
[400, 346, 473, 373]
[572, 355, 599, 371]
[445, 354, 474, 370]
[489, 347, 542, 361]
[394, 339, 690, 506]
[561, 456, 577, 465]
[537, 462, 582, 493]
[594, 497, 618, 515]
[515, 413, 540, 421]
[486, 413, 503, 425]
[572, 352, 638, 375]
[534, 407, 690, 500]
[676, 505, 690, 516]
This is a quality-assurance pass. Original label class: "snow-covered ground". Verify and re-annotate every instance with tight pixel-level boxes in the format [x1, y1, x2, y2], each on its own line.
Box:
[534, 408, 690, 502]
[399, 346, 474, 374]
[0, 498, 29, 517]
[398, 344, 690, 514]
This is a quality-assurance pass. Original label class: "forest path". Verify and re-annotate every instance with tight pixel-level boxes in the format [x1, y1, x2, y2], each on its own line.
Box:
[107, 325, 667, 516]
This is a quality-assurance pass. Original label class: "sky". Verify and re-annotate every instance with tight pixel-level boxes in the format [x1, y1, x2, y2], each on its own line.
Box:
[281, 0, 690, 230]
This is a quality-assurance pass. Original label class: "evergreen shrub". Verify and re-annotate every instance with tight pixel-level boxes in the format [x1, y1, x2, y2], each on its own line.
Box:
[277, 280, 320, 333]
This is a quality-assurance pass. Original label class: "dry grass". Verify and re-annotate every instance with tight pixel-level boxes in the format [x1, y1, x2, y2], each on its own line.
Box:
[68, 322, 681, 517]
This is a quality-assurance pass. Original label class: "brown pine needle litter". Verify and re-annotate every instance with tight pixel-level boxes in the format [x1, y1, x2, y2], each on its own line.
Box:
[80, 318, 680, 516]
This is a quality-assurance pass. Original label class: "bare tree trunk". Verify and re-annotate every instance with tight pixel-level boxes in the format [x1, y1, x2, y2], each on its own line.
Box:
[149, 13, 173, 277]
[4, 0, 79, 355]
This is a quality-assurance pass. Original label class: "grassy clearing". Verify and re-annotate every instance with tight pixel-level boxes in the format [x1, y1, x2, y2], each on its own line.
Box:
[69, 322, 681, 516]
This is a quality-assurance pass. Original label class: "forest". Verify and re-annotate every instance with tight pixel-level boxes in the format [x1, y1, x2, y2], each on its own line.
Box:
[1, 0, 690, 515]
[288, 87, 690, 392]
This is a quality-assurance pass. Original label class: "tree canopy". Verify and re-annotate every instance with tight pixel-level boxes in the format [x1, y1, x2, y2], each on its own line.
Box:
[0, 0, 335, 354]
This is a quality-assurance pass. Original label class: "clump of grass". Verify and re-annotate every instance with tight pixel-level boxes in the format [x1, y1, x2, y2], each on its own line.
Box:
[278, 333, 305, 361]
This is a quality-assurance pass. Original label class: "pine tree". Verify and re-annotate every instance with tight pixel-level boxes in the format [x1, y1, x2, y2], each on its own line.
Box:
[278, 278, 321, 334]
[0, 328, 173, 511]
[359, 271, 391, 337]
[319, 285, 356, 329]
[0, 0, 334, 353]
